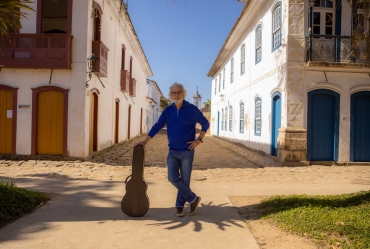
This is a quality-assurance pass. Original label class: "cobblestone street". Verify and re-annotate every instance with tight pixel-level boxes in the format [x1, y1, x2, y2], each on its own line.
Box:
[1, 129, 369, 185]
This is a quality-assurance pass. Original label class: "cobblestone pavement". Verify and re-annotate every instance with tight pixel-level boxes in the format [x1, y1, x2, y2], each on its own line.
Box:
[1, 129, 370, 185]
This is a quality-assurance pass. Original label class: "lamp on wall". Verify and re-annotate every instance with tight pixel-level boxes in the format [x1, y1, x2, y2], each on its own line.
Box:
[86, 54, 99, 88]
[220, 93, 225, 101]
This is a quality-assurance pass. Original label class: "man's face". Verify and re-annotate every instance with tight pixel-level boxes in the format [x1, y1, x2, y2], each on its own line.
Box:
[170, 86, 184, 104]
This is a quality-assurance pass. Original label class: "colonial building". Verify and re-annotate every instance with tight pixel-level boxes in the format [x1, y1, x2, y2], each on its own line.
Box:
[208, 0, 370, 165]
[145, 79, 163, 132]
[0, 0, 152, 159]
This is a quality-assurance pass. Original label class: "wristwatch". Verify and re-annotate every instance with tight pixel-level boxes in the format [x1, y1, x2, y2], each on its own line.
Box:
[197, 137, 203, 143]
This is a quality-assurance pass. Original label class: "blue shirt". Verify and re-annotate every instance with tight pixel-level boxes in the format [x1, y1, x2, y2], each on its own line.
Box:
[148, 100, 210, 151]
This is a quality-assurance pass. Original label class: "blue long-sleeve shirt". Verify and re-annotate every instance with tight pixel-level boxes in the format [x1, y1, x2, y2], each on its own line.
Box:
[148, 100, 210, 151]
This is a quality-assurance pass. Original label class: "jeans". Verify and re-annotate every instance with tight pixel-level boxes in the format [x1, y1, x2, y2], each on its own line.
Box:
[167, 150, 197, 207]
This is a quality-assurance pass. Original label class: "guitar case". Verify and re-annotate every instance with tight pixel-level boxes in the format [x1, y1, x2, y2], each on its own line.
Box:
[121, 144, 150, 217]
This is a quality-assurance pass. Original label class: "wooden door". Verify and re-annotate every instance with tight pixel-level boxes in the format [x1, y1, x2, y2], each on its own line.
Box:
[307, 90, 339, 161]
[351, 91, 370, 162]
[128, 105, 131, 139]
[115, 101, 119, 144]
[37, 91, 64, 155]
[0, 90, 13, 154]
[90, 93, 98, 152]
[271, 93, 281, 156]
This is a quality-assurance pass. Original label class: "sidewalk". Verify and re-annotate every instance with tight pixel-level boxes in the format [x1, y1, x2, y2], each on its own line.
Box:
[0, 131, 369, 248]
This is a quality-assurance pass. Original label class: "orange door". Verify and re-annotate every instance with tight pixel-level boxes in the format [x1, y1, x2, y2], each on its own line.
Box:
[37, 91, 64, 155]
[0, 90, 13, 154]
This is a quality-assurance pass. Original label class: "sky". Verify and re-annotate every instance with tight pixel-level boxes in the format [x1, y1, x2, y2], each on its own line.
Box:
[127, 0, 245, 104]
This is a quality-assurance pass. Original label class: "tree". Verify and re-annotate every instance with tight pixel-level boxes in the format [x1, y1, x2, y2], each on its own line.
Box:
[0, 0, 35, 41]
[160, 96, 171, 111]
[203, 99, 211, 108]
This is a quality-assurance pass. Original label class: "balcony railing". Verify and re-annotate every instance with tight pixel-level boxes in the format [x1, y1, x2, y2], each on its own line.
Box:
[0, 34, 73, 69]
[92, 40, 109, 77]
[306, 34, 370, 65]
[120, 70, 130, 92]
[129, 78, 136, 97]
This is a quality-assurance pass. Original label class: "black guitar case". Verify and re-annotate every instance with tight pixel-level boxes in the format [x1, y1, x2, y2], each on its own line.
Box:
[121, 144, 150, 217]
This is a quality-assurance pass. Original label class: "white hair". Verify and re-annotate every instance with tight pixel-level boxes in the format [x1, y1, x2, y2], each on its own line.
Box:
[168, 82, 187, 100]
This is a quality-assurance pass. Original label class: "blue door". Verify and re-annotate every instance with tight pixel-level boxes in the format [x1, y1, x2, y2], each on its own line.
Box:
[217, 111, 220, 136]
[307, 89, 339, 161]
[350, 91, 370, 162]
[271, 92, 281, 156]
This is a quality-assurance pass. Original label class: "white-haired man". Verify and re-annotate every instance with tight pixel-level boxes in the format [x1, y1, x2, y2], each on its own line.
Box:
[137, 82, 209, 217]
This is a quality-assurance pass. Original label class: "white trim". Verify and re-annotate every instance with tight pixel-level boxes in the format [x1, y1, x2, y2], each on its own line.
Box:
[349, 85, 370, 94]
[306, 83, 342, 94]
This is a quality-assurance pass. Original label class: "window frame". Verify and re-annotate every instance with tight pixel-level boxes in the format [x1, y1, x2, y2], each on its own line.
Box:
[241, 44, 245, 75]
[221, 108, 224, 130]
[223, 68, 225, 89]
[225, 107, 228, 131]
[230, 58, 234, 83]
[229, 106, 233, 132]
[254, 97, 262, 136]
[272, 2, 282, 52]
[239, 102, 244, 133]
[255, 24, 262, 64]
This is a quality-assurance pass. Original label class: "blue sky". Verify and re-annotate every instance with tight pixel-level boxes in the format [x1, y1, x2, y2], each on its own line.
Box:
[127, 0, 245, 104]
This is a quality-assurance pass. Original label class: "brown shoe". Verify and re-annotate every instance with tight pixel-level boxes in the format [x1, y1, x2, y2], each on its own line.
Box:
[189, 197, 201, 216]
[176, 207, 185, 217]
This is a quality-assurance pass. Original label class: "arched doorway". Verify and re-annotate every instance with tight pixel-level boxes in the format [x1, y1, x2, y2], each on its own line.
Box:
[0, 85, 18, 155]
[307, 89, 339, 161]
[271, 92, 281, 156]
[115, 100, 119, 144]
[31, 86, 69, 156]
[350, 91, 370, 162]
[128, 105, 131, 139]
[90, 92, 98, 152]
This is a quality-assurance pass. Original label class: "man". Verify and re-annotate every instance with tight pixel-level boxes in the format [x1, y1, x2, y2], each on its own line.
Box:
[137, 82, 209, 217]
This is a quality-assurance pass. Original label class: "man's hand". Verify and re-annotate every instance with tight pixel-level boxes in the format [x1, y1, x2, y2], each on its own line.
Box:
[187, 139, 201, 150]
[134, 136, 152, 147]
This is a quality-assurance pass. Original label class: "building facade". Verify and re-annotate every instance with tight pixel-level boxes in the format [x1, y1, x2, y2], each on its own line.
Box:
[0, 0, 152, 159]
[145, 79, 163, 132]
[208, 0, 370, 164]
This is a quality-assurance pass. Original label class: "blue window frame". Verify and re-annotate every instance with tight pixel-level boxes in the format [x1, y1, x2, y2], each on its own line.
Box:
[221, 108, 224, 130]
[230, 58, 234, 83]
[225, 107, 228, 131]
[241, 44, 245, 75]
[255, 24, 262, 64]
[272, 2, 282, 51]
[255, 97, 262, 136]
[240, 102, 244, 133]
[214, 79, 217, 95]
[229, 106, 233, 131]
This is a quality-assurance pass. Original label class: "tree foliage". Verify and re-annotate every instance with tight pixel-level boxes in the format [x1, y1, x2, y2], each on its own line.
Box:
[203, 99, 211, 108]
[0, 0, 35, 40]
[160, 96, 172, 111]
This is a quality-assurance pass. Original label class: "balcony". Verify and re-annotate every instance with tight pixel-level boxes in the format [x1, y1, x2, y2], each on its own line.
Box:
[0, 34, 72, 69]
[306, 34, 370, 66]
[129, 78, 136, 97]
[120, 70, 130, 92]
[92, 40, 109, 77]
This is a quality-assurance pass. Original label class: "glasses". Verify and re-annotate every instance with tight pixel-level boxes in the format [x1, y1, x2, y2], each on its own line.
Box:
[171, 91, 183, 95]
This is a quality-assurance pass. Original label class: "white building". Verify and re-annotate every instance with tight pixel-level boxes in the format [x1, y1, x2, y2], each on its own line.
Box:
[208, 0, 370, 165]
[0, 0, 152, 159]
[192, 88, 202, 110]
[145, 79, 163, 132]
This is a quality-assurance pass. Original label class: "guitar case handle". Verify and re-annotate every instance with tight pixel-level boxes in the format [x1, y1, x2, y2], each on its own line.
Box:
[125, 175, 132, 184]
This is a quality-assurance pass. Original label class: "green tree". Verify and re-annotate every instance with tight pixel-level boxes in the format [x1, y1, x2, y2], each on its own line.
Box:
[0, 0, 35, 41]
[160, 96, 171, 111]
[203, 99, 211, 108]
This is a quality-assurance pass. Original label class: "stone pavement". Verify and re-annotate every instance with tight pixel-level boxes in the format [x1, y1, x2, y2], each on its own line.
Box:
[0, 129, 370, 248]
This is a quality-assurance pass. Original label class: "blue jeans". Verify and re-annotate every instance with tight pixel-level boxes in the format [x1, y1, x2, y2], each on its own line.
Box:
[167, 150, 197, 207]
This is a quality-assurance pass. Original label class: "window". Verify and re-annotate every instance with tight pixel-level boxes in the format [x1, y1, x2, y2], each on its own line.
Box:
[221, 109, 224, 130]
[218, 74, 221, 92]
[230, 58, 234, 83]
[255, 97, 262, 135]
[223, 68, 225, 89]
[240, 102, 244, 133]
[241, 44, 245, 75]
[229, 106, 233, 131]
[255, 25, 262, 64]
[214, 79, 217, 95]
[312, 0, 335, 35]
[272, 3, 282, 51]
[225, 107, 228, 131]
